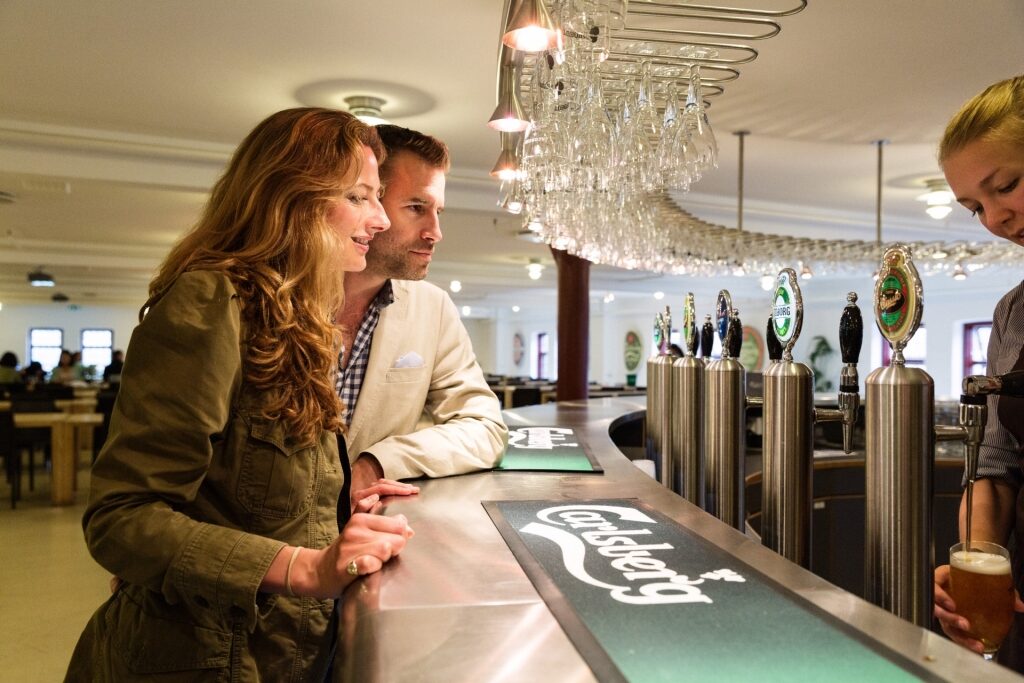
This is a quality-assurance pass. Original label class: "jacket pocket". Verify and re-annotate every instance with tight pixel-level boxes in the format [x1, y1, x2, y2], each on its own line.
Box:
[236, 414, 315, 518]
[383, 366, 428, 384]
[108, 590, 231, 676]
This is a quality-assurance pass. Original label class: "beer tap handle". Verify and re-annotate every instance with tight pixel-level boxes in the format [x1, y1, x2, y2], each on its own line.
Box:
[726, 309, 743, 360]
[996, 370, 1024, 396]
[766, 314, 782, 362]
[837, 292, 863, 454]
[701, 314, 714, 360]
[686, 319, 699, 357]
[964, 370, 1024, 398]
[839, 292, 863, 374]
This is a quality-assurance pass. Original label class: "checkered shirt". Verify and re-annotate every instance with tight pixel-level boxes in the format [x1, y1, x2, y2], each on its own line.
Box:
[336, 281, 395, 425]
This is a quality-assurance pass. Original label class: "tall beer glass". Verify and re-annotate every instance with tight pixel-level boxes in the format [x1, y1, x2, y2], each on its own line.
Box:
[949, 541, 1014, 660]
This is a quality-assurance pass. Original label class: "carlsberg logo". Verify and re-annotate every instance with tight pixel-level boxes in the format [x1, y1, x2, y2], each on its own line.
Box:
[520, 504, 745, 606]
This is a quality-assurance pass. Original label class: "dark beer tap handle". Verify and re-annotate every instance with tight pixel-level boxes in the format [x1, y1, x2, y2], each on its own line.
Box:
[999, 370, 1024, 396]
[839, 292, 863, 366]
[766, 314, 783, 362]
[701, 315, 714, 359]
[727, 314, 743, 359]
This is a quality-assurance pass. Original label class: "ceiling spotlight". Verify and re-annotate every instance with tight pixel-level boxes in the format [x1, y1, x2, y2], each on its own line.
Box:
[654, 291, 665, 300]
[759, 274, 775, 291]
[799, 262, 813, 280]
[526, 258, 545, 280]
[344, 95, 389, 126]
[512, 305, 521, 313]
[502, 0, 559, 52]
[603, 292, 615, 303]
[28, 267, 55, 287]
[461, 305, 472, 316]
[952, 263, 967, 281]
[449, 280, 462, 293]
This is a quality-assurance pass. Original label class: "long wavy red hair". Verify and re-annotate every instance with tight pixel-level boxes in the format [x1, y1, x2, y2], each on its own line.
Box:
[146, 108, 383, 443]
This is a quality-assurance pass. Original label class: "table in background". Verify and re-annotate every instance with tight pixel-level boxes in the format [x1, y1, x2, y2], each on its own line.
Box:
[11, 412, 102, 505]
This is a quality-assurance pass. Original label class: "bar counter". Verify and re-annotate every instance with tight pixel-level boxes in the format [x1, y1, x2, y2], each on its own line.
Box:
[338, 396, 1021, 682]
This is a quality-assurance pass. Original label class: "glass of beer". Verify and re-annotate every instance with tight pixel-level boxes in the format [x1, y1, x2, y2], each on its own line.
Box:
[949, 541, 1015, 660]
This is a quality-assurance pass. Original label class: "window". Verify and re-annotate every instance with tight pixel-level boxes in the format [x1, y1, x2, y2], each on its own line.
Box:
[81, 329, 114, 374]
[29, 328, 63, 372]
[534, 332, 549, 380]
[963, 321, 992, 378]
[881, 325, 927, 369]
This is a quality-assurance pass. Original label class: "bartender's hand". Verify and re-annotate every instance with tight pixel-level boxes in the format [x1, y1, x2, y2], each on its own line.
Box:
[934, 564, 1024, 654]
[934, 564, 985, 654]
[350, 454, 419, 512]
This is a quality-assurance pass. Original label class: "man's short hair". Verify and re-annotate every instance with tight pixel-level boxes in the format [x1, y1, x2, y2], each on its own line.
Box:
[375, 125, 450, 178]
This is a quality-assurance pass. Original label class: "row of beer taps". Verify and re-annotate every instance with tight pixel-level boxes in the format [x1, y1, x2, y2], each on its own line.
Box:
[645, 244, 1024, 627]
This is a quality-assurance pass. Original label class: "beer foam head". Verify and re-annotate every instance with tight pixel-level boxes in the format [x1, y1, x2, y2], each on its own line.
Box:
[951, 550, 1011, 575]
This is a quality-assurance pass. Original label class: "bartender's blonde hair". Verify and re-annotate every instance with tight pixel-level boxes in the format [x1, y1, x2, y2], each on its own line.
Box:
[146, 108, 384, 443]
[940, 75, 1024, 164]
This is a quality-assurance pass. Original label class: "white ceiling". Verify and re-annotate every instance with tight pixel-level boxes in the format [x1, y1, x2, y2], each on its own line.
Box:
[1, 0, 1023, 313]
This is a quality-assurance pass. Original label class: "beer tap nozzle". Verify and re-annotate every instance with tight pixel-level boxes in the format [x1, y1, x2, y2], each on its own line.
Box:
[960, 370, 1024, 480]
[838, 292, 863, 454]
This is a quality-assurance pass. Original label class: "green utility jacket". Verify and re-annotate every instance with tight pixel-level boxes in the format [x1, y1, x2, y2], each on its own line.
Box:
[66, 271, 345, 682]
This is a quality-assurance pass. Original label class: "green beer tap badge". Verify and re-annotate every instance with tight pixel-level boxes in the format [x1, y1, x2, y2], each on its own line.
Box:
[873, 244, 923, 357]
[771, 268, 803, 361]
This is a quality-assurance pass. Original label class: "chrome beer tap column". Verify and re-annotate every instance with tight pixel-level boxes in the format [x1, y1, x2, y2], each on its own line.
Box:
[762, 268, 814, 566]
[762, 272, 864, 568]
[704, 291, 746, 529]
[646, 307, 675, 487]
[671, 293, 703, 503]
[864, 244, 933, 627]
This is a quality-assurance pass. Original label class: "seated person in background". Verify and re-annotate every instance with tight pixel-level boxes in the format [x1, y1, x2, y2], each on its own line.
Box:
[49, 349, 76, 384]
[0, 351, 21, 384]
[338, 124, 507, 504]
[102, 349, 124, 384]
[21, 361, 45, 386]
[66, 108, 412, 682]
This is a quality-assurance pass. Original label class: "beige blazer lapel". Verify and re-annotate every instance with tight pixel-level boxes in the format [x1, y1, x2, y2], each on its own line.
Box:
[346, 280, 409, 452]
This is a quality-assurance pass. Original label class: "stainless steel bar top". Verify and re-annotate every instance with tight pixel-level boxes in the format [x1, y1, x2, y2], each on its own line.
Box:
[337, 396, 1020, 683]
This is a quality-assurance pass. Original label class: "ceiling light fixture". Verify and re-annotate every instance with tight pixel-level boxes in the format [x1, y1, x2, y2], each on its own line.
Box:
[501, 0, 559, 52]
[916, 177, 955, 220]
[28, 267, 55, 287]
[952, 263, 967, 281]
[490, 132, 523, 180]
[461, 305, 472, 316]
[654, 291, 665, 300]
[603, 292, 615, 303]
[759, 274, 775, 291]
[799, 261, 813, 280]
[526, 258, 544, 280]
[488, 64, 529, 132]
[449, 280, 462, 293]
[512, 305, 521, 312]
[344, 95, 389, 126]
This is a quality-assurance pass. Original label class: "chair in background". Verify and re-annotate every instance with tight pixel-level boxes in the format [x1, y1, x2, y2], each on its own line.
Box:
[11, 398, 57, 492]
[0, 411, 19, 508]
[93, 388, 119, 460]
[510, 386, 542, 408]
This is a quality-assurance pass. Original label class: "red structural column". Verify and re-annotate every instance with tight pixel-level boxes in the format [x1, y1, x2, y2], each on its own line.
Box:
[551, 247, 590, 402]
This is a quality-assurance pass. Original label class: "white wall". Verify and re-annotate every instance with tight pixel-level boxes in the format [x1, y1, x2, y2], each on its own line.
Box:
[0, 301, 140, 369]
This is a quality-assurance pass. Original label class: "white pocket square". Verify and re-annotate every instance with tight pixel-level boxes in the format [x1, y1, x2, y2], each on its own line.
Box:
[393, 352, 424, 369]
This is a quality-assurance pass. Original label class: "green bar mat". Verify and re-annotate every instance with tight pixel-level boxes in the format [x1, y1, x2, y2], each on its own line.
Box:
[484, 498, 940, 683]
[496, 426, 602, 473]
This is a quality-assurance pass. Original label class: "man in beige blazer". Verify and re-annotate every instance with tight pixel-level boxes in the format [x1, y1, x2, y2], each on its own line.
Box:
[337, 125, 507, 500]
